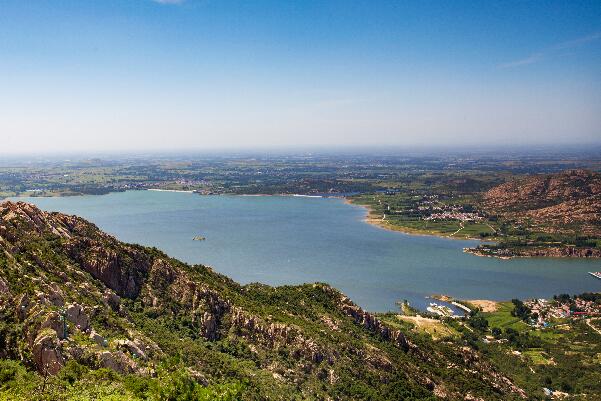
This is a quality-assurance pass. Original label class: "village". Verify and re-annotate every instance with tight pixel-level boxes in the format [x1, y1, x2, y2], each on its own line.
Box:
[378, 193, 487, 223]
[525, 294, 601, 328]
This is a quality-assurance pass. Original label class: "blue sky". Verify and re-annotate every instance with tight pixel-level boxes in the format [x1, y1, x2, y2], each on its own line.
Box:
[0, 0, 600, 153]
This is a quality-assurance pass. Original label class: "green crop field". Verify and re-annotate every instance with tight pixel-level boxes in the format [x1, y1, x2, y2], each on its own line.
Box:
[483, 302, 530, 331]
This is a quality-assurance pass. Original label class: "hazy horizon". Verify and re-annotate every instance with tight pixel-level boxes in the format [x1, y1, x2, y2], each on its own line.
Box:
[3, 143, 601, 161]
[1, 0, 600, 153]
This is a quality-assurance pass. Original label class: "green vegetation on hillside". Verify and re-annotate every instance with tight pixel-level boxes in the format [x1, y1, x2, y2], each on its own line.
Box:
[1, 201, 535, 400]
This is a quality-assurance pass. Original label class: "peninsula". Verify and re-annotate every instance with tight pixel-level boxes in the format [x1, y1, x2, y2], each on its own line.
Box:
[349, 169, 601, 259]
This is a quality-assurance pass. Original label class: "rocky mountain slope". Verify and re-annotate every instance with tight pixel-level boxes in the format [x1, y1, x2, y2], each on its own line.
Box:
[0, 201, 527, 400]
[483, 169, 601, 236]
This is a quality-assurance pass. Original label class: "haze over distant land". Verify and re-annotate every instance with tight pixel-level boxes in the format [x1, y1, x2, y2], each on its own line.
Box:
[1, 0, 600, 153]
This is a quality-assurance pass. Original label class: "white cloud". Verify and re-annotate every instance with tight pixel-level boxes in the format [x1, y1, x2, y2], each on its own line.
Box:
[499, 31, 601, 68]
[498, 52, 544, 68]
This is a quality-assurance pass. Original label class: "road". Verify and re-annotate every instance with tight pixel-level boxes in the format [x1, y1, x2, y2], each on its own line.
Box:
[585, 318, 601, 336]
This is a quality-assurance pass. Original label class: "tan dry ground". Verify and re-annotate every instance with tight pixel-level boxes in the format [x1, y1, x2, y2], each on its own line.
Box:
[397, 315, 458, 340]
[467, 300, 499, 312]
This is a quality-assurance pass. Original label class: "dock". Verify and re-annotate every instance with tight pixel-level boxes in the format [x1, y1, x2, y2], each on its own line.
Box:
[451, 301, 472, 314]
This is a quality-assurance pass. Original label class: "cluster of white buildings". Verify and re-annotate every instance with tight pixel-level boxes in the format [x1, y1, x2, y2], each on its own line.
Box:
[526, 297, 600, 328]
[423, 211, 483, 222]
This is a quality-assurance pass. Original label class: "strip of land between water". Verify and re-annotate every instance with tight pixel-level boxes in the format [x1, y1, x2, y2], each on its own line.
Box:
[344, 197, 486, 241]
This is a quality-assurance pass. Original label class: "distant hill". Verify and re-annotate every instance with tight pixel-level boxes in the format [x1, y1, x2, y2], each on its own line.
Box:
[0, 201, 526, 400]
[483, 169, 601, 236]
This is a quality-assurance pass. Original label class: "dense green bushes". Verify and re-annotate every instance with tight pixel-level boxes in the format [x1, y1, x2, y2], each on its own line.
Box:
[510, 299, 531, 321]
[0, 359, 243, 401]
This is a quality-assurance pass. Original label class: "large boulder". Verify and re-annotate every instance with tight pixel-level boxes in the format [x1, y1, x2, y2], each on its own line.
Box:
[89, 330, 108, 347]
[46, 283, 65, 307]
[97, 350, 137, 374]
[201, 312, 218, 340]
[33, 331, 65, 375]
[66, 303, 90, 332]
[115, 339, 147, 360]
[102, 290, 121, 311]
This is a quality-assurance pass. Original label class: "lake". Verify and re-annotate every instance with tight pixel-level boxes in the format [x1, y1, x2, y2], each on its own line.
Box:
[14, 191, 600, 312]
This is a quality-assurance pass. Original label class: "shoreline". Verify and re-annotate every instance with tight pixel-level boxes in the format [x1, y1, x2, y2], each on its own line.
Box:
[463, 248, 513, 260]
[344, 198, 601, 260]
[147, 189, 194, 193]
[345, 197, 486, 241]
[6, 189, 329, 200]
[464, 247, 601, 260]
[430, 294, 498, 313]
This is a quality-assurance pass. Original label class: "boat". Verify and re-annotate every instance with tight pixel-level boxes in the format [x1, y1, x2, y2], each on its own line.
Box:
[588, 272, 601, 279]
[426, 302, 454, 317]
[192, 236, 206, 241]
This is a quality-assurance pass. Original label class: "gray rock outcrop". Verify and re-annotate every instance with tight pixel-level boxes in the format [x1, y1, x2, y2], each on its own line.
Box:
[33, 332, 65, 375]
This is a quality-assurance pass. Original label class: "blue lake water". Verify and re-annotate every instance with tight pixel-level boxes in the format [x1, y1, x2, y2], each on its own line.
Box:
[14, 191, 600, 312]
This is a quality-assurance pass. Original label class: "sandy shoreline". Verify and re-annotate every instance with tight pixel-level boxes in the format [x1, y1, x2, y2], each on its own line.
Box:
[431, 295, 499, 312]
[466, 299, 499, 312]
[147, 189, 194, 193]
[238, 193, 324, 198]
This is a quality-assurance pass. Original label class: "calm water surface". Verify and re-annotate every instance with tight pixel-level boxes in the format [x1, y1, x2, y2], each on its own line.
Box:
[15, 191, 600, 312]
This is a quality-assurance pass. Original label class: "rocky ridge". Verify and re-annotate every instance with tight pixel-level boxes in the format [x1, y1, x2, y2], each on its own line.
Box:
[483, 169, 601, 236]
[0, 201, 526, 400]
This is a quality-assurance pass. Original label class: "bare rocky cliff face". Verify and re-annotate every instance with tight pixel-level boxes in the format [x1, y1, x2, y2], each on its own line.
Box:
[0, 201, 526, 400]
[484, 169, 601, 210]
[483, 169, 601, 236]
